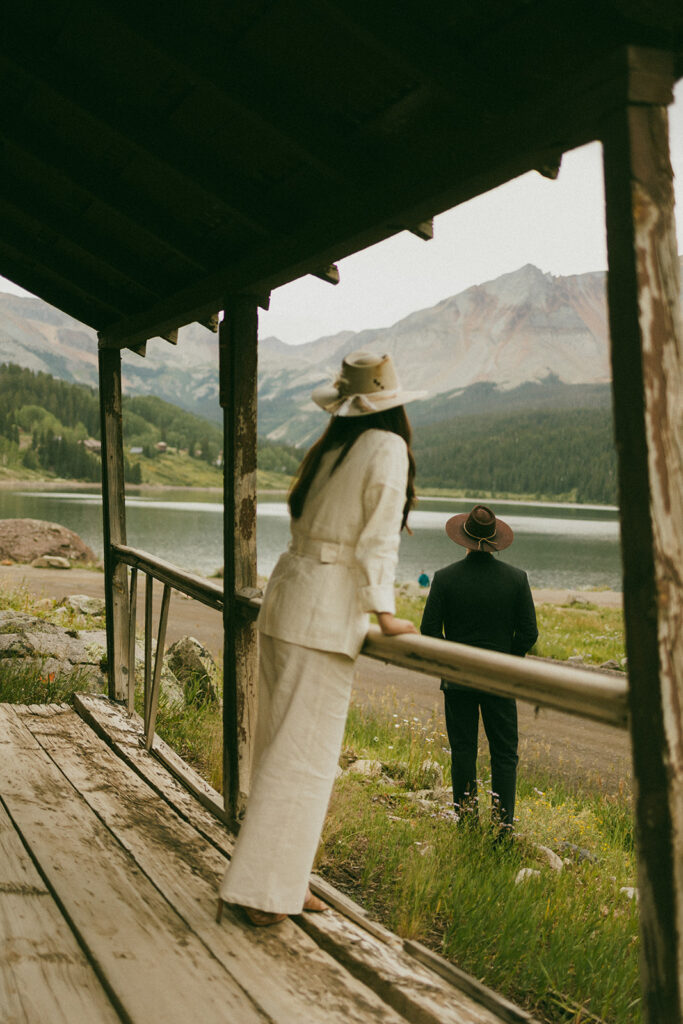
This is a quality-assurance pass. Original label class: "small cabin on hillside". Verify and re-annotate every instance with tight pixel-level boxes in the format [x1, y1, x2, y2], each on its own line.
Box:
[0, 4, 681, 1022]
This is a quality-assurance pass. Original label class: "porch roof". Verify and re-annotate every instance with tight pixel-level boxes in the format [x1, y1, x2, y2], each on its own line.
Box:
[0, 2, 681, 349]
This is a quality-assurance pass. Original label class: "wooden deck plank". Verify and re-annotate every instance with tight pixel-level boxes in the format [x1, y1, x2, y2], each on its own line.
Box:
[19, 704, 409, 1024]
[73, 694, 522, 1024]
[0, 705, 267, 1024]
[0, 801, 122, 1024]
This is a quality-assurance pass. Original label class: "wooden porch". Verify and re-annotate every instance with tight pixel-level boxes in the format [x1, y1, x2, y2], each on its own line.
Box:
[0, 696, 533, 1024]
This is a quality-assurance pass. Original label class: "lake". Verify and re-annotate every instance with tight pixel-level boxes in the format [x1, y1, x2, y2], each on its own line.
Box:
[0, 488, 622, 591]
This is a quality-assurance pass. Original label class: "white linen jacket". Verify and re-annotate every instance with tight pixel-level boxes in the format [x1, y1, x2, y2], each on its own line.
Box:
[258, 428, 409, 658]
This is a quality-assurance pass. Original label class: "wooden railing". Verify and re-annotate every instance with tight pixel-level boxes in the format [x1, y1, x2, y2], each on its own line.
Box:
[111, 543, 629, 755]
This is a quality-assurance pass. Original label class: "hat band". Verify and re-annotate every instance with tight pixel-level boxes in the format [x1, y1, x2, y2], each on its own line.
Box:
[463, 521, 498, 550]
[328, 388, 402, 417]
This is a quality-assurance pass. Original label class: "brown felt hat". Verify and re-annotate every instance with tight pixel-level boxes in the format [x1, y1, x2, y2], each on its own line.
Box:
[445, 504, 514, 552]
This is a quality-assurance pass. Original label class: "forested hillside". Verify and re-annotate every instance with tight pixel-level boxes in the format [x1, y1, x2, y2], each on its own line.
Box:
[0, 364, 301, 485]
[414, 407, 617, 504]
[0, 363, 617, 502]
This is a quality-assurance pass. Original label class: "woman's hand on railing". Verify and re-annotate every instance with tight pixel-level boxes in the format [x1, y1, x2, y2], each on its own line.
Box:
[376, 612, 418, 636]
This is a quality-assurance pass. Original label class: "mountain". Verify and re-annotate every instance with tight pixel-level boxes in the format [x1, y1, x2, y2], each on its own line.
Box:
[1, 259, 681, 445]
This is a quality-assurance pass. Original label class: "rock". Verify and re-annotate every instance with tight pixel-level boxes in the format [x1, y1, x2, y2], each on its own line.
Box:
[420, 758, 444, 788]
[599, 659, 621, 671]
[515, 868, 541, 885]
[63, 594, 106, 616]
[557, 841, 598, 864]
[348, 758, 383, 779]
[0, 519, 96, 565]
[79, 630, 184, 709]
[0, 611, 106, 686]
[620, 886, 638, 901]
[31, 556, 71, 569]
[535, 844, 564, 872]
[164, 636, 219, 705]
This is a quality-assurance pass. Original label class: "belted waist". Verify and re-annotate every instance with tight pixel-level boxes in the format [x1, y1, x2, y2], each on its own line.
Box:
[288, 537, 356, 566]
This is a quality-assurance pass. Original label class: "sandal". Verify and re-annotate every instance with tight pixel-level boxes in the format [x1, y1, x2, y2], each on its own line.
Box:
[303, 888, 328, 913]
[215, 898, 287, 927]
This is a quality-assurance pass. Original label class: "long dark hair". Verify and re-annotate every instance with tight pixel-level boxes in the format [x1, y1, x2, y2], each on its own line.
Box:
[288, 406, 416, 530]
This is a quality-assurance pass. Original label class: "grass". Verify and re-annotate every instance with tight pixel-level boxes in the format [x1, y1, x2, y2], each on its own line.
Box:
[318, 698, 639, 1024]
[395, 588, 626, 669]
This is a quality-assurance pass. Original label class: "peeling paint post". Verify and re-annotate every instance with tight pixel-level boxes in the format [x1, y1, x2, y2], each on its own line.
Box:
[97, 341, 130, 702]
[220, 298, 259, 823]
[602, 50, 683, 1023]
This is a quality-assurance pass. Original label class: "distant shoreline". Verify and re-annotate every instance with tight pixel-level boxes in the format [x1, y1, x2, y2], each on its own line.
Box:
[0, 477, 619, 511]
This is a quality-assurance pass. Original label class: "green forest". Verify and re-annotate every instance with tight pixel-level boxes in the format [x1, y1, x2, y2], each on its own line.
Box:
[0, 364, 301, 486]
[0, 363, 618, 502]
[413, 406, 617, 504]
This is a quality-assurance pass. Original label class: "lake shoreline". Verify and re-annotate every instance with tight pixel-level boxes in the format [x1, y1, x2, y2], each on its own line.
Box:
[0, 477, 619, 512]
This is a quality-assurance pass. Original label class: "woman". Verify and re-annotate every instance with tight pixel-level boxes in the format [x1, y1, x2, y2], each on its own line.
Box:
[216, 350, 424, 926]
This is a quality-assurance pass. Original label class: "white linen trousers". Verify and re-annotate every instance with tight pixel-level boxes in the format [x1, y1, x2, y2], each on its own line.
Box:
[219, 429, 408, 913]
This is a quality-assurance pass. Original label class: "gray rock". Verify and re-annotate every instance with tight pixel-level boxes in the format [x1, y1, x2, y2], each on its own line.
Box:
[420, 758, 444, 788]
[348, 758, 383, 779]
[31, 555, 71, 569]
[78, 629, 184, 708]
[557, 841, 598, 864]
[515, 868, 542, 885]
[599, 659, 621, 671]
[63, 594, 106, 616]
[535, 844, 564, 872]
[0, 611, 106, 686]
[164, 636, 219, 705]
[620, 886, 638, 901]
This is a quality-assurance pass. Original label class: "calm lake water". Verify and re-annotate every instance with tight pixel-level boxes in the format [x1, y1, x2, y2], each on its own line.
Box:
[0, 488, 622, 591]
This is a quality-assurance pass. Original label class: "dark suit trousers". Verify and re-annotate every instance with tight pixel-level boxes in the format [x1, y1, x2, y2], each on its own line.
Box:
[443, 688, 519, 827]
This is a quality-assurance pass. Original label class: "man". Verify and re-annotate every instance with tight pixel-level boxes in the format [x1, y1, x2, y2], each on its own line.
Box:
[420, 505, 538, 833]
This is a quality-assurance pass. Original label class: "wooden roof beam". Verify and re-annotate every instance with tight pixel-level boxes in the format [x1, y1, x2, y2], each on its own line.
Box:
[0, 193, 161, 310]
[0, 240, 124, 329]
[0, 41, 275, 239]
[95, 5, 351, 183]
[407, 219, 434, 241]
[98, 47, 671, 351]
[311, 265, 340, 285]
[0, 108, 208, 275]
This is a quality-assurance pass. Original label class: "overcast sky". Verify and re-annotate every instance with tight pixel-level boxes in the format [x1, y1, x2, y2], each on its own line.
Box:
[2, 83, 682, 347]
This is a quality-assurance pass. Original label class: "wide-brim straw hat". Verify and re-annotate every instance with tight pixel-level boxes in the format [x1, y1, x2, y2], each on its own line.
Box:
[311, 350, 427, 417]
[446, 504, 514, 552]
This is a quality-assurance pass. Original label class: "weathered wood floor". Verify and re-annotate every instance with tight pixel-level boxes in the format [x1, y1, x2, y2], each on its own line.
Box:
[0, 696, 533, 1024]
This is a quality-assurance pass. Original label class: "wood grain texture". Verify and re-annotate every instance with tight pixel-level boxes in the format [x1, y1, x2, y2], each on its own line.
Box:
[0, 705, 266, 1024]
[22, 705, 408, 1024]
[0, 778, 121, 1022]
[72, 694, 531, 1024]
[602, 75, 683, 1022]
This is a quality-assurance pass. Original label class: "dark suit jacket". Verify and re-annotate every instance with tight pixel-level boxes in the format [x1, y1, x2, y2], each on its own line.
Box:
[420, 551, 538, 691]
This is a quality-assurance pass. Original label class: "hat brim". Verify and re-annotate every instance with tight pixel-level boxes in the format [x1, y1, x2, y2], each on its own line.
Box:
[445, 512, 514, 551]
[311, 386, 427, 416]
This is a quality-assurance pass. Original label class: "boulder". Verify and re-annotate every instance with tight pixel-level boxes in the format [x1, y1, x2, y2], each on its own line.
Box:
[515, 868, 542, 885]
[63, 594, 106, 616]
[31, 556, 71, 569]
[0, 611, 106, 686]
[535, 844, 564, 872]
[420, 758, 444, 788]
[0, 519, 96, 565]
[348, 758, 383, 779]
[164, 636, 219, 705]
[79, 630, 184, 709]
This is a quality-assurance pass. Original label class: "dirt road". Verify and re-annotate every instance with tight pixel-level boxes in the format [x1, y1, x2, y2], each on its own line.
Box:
[1, 565, 631, 792]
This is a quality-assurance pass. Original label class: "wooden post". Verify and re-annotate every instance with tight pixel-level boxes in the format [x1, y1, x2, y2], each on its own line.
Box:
[602, 60, 683, 1022]
[219, 297, 259, 823]
[97, 343, 130, 701]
